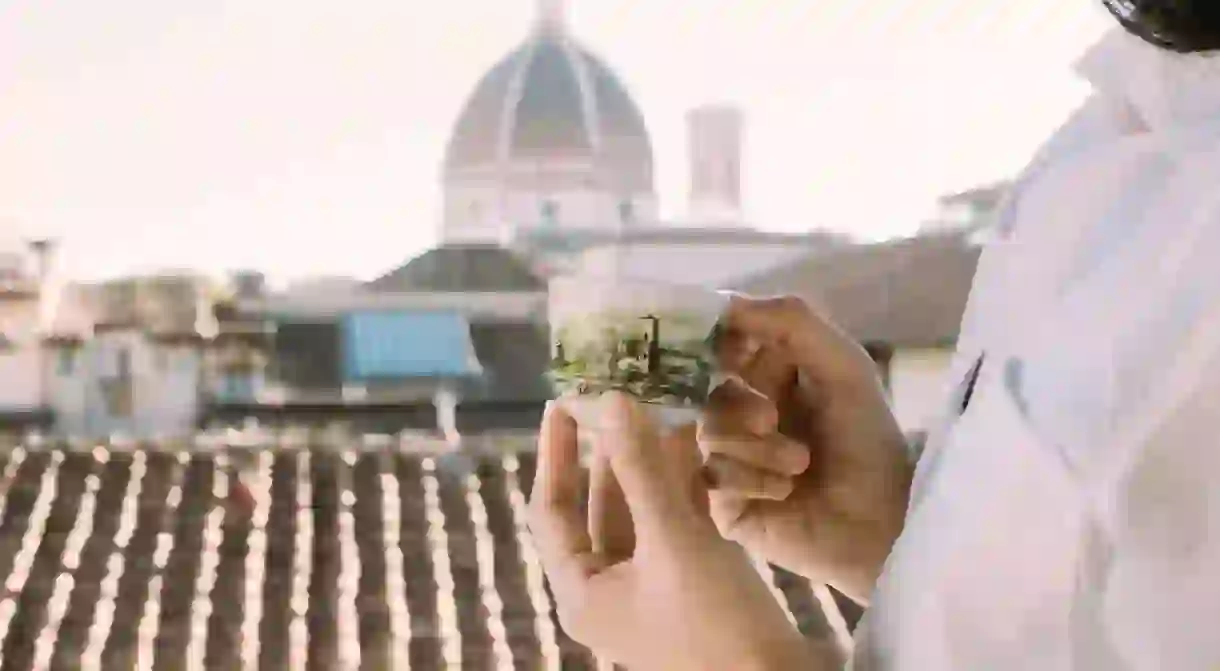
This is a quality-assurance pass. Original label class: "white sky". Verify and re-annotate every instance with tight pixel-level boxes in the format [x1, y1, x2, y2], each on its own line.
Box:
[0, 0, 1112, 284]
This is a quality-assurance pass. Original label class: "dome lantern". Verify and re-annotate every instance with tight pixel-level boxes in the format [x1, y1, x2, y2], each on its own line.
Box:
[535, 0, 567, 34]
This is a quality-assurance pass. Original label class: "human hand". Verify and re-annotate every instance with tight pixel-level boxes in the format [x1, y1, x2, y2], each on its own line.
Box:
[700, 295, 914, 603]
[529, 393, 831, 671]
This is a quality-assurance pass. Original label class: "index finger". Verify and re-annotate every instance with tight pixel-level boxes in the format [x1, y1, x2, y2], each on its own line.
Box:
[720, 293, 872, 384]
[528, 403, 596, 593]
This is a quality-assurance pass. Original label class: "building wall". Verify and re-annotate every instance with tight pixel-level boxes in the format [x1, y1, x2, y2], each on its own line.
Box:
[0, 297, 44, 410]
[442, 166, 657, 245]
[137, 343, 202, 437]
[49, 331, 203, 439]
[888, 347, 956, 433]
[46, 345, 86, 434]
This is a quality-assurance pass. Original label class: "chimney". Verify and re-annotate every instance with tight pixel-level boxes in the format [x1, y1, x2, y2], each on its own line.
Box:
[686, 105, 744, 223]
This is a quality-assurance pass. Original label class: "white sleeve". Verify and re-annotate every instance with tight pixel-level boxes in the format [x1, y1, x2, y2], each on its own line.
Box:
[1096, 303, 1220, 669]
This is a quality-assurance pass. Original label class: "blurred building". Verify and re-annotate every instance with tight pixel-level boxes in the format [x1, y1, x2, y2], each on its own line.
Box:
[21, 1, 992, 441]
[0, 240, 54, 430]
[439, 0, 839, 284]
[200, 0, 848, 435]
[206, 246, 551, 435]
[43, 274, 217, 439]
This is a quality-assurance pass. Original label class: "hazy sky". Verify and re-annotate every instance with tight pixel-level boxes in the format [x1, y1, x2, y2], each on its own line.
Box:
[0, 0, 1111, 284]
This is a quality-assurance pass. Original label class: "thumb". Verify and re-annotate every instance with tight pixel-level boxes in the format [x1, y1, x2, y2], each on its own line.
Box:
[594, 392, 698, 542]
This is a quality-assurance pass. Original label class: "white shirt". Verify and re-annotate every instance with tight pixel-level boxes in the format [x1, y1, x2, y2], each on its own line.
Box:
[853, 30, 1220, 670]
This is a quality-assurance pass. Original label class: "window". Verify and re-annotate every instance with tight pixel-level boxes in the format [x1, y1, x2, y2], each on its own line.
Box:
[618, 199, 635, 224]
[540, 200, 559, 226]
[221, 374, 255, 402]
[57, 349, 75, 376]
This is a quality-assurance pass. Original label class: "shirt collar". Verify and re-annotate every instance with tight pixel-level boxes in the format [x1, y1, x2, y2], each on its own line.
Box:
[1075, 28, 1220, 131]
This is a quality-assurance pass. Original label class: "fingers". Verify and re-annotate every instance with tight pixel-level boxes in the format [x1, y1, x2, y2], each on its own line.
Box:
[703, 378, 779, 436]
[588, 454, 635, 561]
[593, 393, 698, 543]
[720, 293, 818, 350]
[740, 345, 801, 403]
[529, 403, 598, 593]
[720, 293, 873, 384]
[700, 378, 809, 496]
[700, 432, 810, 477]
[702, 454, 795, 500]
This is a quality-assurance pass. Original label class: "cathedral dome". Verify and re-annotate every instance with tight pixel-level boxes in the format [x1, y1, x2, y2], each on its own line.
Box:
[443, 2, 654, 193]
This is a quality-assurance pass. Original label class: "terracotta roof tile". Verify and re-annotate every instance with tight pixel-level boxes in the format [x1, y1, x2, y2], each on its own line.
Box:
[368, 245, 545, 293]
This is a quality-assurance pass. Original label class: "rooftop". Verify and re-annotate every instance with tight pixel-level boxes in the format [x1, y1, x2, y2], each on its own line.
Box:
[0, 441, 861, 668]
[737, 233, 981, 348]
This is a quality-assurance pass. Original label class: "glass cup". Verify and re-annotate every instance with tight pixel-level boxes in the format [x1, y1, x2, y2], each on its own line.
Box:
[548, 275, 732, 434]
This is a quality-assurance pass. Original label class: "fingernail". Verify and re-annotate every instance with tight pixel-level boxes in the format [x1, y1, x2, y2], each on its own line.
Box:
[784, 448, 811, 474]
[699, 464, 720, 490]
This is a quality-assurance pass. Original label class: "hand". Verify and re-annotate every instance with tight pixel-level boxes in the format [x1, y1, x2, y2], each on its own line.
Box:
[700, 295, 914, 603]
[529, 393, 832, 671]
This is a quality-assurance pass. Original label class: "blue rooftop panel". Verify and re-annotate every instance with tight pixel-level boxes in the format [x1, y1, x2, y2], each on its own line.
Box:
[340, 311, 482, 381]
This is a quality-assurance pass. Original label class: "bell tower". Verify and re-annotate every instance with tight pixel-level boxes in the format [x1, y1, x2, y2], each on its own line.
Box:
[686, 105, 745, 223]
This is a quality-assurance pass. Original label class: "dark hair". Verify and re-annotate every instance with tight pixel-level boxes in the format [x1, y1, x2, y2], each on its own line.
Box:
[1104, 0, 1220, 53]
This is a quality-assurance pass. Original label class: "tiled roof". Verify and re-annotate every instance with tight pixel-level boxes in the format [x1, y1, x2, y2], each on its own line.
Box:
[0, 444, 860, 668]
[368, 246, 546, 294]
[737, 233, 982, 348]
